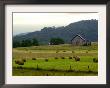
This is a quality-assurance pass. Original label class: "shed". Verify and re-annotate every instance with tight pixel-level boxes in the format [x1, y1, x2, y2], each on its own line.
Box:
[71, 34, 91, 46]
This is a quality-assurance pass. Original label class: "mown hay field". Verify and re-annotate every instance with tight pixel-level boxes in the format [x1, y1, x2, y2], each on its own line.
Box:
[12, 43, 98, 76]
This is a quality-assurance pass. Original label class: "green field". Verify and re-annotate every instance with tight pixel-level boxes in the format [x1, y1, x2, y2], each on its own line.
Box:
[12, 43, 98, 76]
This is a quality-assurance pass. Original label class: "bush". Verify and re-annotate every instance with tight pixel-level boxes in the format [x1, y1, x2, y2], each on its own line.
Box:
[93, 58, 98, 63]
[61, 57, 65, 59]
[45, 59, 48, 62]
[32, 58, 36, 60]
[69, 56, 72, 59]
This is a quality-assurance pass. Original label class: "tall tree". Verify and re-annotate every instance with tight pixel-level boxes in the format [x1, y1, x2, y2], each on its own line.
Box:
[50, 38, 65, 45]
[13, 41, 21, 48]
[32, 38, 39, 46]
[21, 39, 32, 47]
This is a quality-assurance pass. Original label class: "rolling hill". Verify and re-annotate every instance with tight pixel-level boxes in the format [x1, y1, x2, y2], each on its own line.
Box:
[13, 19, 98, 45]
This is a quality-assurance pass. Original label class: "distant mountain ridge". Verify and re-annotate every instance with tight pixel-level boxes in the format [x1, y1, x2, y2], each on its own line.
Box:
[15, 32, 29, 36]
[13, 19, 98, 45]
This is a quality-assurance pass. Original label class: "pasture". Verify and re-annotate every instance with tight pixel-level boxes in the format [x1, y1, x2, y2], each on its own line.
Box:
[12, 43, 98, 76]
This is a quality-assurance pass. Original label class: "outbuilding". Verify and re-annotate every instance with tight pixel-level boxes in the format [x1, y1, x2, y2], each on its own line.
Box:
[71, 34, 91, 46]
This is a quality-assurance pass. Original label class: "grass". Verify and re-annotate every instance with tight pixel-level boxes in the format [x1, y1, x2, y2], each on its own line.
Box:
[13, 57, 98, 76]
[13, 57, 97, 71]
[13, 69, 98, 76]
[13, 51, 97, 59]
[14, 42, 97, 51]
[12, 43, 98, 76]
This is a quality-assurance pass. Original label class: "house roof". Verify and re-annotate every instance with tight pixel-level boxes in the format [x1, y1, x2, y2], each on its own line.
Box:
[71, 34, 86, 42]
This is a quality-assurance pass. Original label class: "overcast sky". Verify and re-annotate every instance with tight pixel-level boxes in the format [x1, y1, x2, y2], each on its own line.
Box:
[13, 13, 98, 35]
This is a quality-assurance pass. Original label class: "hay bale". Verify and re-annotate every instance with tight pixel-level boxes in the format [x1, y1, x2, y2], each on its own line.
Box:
[22, 59, 26, 62]
[73, 56, 80, 61]
[15, 60, 24, 65]
[45, 59, 48, 62]
[86, 51, 88, 53]
[69, 56, 72, 59]
[56, 50, 59, 53]
[55, 57, 58, 59]
[18, 60, 24, 65]
[72, 51, 75, 53]
[32, 58, 36, 60]
[61, 57, 65, 59]
[15, 60, 19, 64]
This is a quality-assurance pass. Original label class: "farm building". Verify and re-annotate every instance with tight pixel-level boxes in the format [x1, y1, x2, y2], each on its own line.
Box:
[71, 34, 91, 46]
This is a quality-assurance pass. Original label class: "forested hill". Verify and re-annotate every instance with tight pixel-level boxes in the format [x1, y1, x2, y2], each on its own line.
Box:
[13, 19, 98, 45]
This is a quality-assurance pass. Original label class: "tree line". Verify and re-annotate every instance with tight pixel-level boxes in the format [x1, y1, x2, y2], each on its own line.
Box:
[13, 38, 39, 48]
[13, 38, 65, 48]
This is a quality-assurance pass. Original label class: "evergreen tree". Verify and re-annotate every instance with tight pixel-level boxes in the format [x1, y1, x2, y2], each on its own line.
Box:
[21, 39, 32, 47]
[50, 38, 65, 45]
[32, 38, 39, 46]
[13, 41, 21, 48]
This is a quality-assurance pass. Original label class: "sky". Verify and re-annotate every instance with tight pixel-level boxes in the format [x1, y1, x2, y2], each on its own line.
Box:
[13, 13, 98, 35]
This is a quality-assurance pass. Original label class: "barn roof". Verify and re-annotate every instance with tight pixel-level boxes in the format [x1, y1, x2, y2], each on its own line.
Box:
[71, 34, 86, 41]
